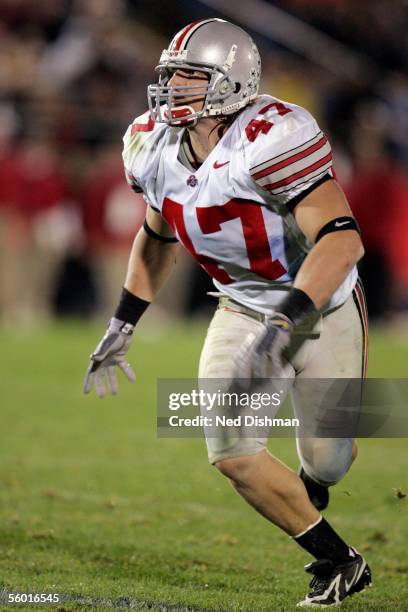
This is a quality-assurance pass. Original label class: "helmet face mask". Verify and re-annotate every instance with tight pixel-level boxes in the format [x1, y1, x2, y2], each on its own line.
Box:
[148, 63, 235, 126]
[147, 19, 261, 127]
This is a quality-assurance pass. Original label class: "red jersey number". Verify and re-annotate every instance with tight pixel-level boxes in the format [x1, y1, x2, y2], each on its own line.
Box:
[162, 198, 233, 283]
[162, 197, 286, 284]
[245, 101, 292, 143]
[245, 119, 273, 143]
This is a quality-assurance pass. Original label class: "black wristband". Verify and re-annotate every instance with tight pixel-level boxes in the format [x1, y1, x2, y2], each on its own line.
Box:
[277, 288, 316, 326]
[114, 288, 150, 325]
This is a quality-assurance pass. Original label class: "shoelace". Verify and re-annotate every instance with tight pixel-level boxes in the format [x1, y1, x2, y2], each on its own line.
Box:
[305, 558, 337, 596]
[309, 573, 332, 591]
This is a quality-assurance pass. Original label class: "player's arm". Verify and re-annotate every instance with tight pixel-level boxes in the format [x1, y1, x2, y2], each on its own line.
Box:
[83, 207, 179, 398]
[125, 206, 180, 301]
[292, 179, 364, 309]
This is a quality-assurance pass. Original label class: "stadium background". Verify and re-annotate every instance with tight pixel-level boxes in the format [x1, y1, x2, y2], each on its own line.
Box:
[1, 1, 407, 609]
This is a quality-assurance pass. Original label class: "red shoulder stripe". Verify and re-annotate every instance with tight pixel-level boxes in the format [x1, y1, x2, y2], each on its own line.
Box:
[264, 152, 333, 191]
[252, 135, 328, 181]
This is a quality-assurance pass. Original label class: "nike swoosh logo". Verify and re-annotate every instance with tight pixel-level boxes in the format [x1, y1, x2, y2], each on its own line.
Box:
[335, 220, 351, 227]
[345, 565, 360, 591]
[213, 160, 230, 169]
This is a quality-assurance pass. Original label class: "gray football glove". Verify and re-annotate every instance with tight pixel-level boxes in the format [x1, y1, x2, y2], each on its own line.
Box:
[83, 317, 136, 398]
[232, 313, 293, 384]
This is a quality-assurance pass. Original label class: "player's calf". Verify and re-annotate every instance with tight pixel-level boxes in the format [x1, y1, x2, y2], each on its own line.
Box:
[215, 450, 320, 535]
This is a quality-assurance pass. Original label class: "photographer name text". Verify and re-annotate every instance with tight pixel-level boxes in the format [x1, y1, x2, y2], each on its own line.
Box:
[167, 415, 299, 428]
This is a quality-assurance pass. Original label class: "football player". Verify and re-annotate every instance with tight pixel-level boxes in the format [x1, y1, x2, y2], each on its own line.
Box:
[84, 19, 371, 606]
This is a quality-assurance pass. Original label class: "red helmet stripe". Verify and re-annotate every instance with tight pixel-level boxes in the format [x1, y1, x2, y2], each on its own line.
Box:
[171, 19, 217, 51]
[172, 20, 205, 51]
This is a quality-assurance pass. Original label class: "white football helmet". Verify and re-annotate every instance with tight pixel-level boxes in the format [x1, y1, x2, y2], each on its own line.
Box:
[148, 18, 261, 125]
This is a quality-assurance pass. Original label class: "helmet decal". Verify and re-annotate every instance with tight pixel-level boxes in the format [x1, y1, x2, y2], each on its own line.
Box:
[223, 44, 238, 70]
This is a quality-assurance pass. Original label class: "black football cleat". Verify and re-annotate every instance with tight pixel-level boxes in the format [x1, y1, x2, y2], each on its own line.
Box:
[297, 547, 372, 607]
[299, 467, 329, 511]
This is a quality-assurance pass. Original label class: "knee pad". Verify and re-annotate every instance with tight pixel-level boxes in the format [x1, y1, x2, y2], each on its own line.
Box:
[297, 438, 354, 486]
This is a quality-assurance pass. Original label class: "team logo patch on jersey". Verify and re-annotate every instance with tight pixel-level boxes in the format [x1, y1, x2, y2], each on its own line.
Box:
[187, 175, 198, 187]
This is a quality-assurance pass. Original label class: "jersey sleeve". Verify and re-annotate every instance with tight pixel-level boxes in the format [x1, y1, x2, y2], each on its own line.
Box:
[122, 110, 165, 210]
[124, 168, 143, 193]
[247, 103, 334, 210]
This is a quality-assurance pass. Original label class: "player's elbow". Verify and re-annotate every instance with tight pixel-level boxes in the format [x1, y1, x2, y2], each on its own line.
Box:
[347, 233, 365, 265]
[356, 240, 365, 263]
[334, 232, 365, 269]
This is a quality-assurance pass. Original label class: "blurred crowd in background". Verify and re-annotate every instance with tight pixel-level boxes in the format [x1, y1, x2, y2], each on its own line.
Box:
[0, 0, 407, 325]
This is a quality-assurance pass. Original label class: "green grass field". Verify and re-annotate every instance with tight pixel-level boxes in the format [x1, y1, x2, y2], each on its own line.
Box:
[0, 322, 407, 611]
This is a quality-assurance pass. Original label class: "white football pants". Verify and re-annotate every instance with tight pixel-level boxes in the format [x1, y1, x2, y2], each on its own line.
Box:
[198, 282, 368, 486]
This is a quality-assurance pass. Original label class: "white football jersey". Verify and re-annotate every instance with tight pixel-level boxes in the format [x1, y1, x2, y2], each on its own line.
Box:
[122, 95, 357, 315]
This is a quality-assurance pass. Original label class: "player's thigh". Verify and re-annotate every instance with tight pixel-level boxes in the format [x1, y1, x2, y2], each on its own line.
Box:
[199, 306, 268, 464]
[292, 290, 368, 483]
[295, 291, 367, 380]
